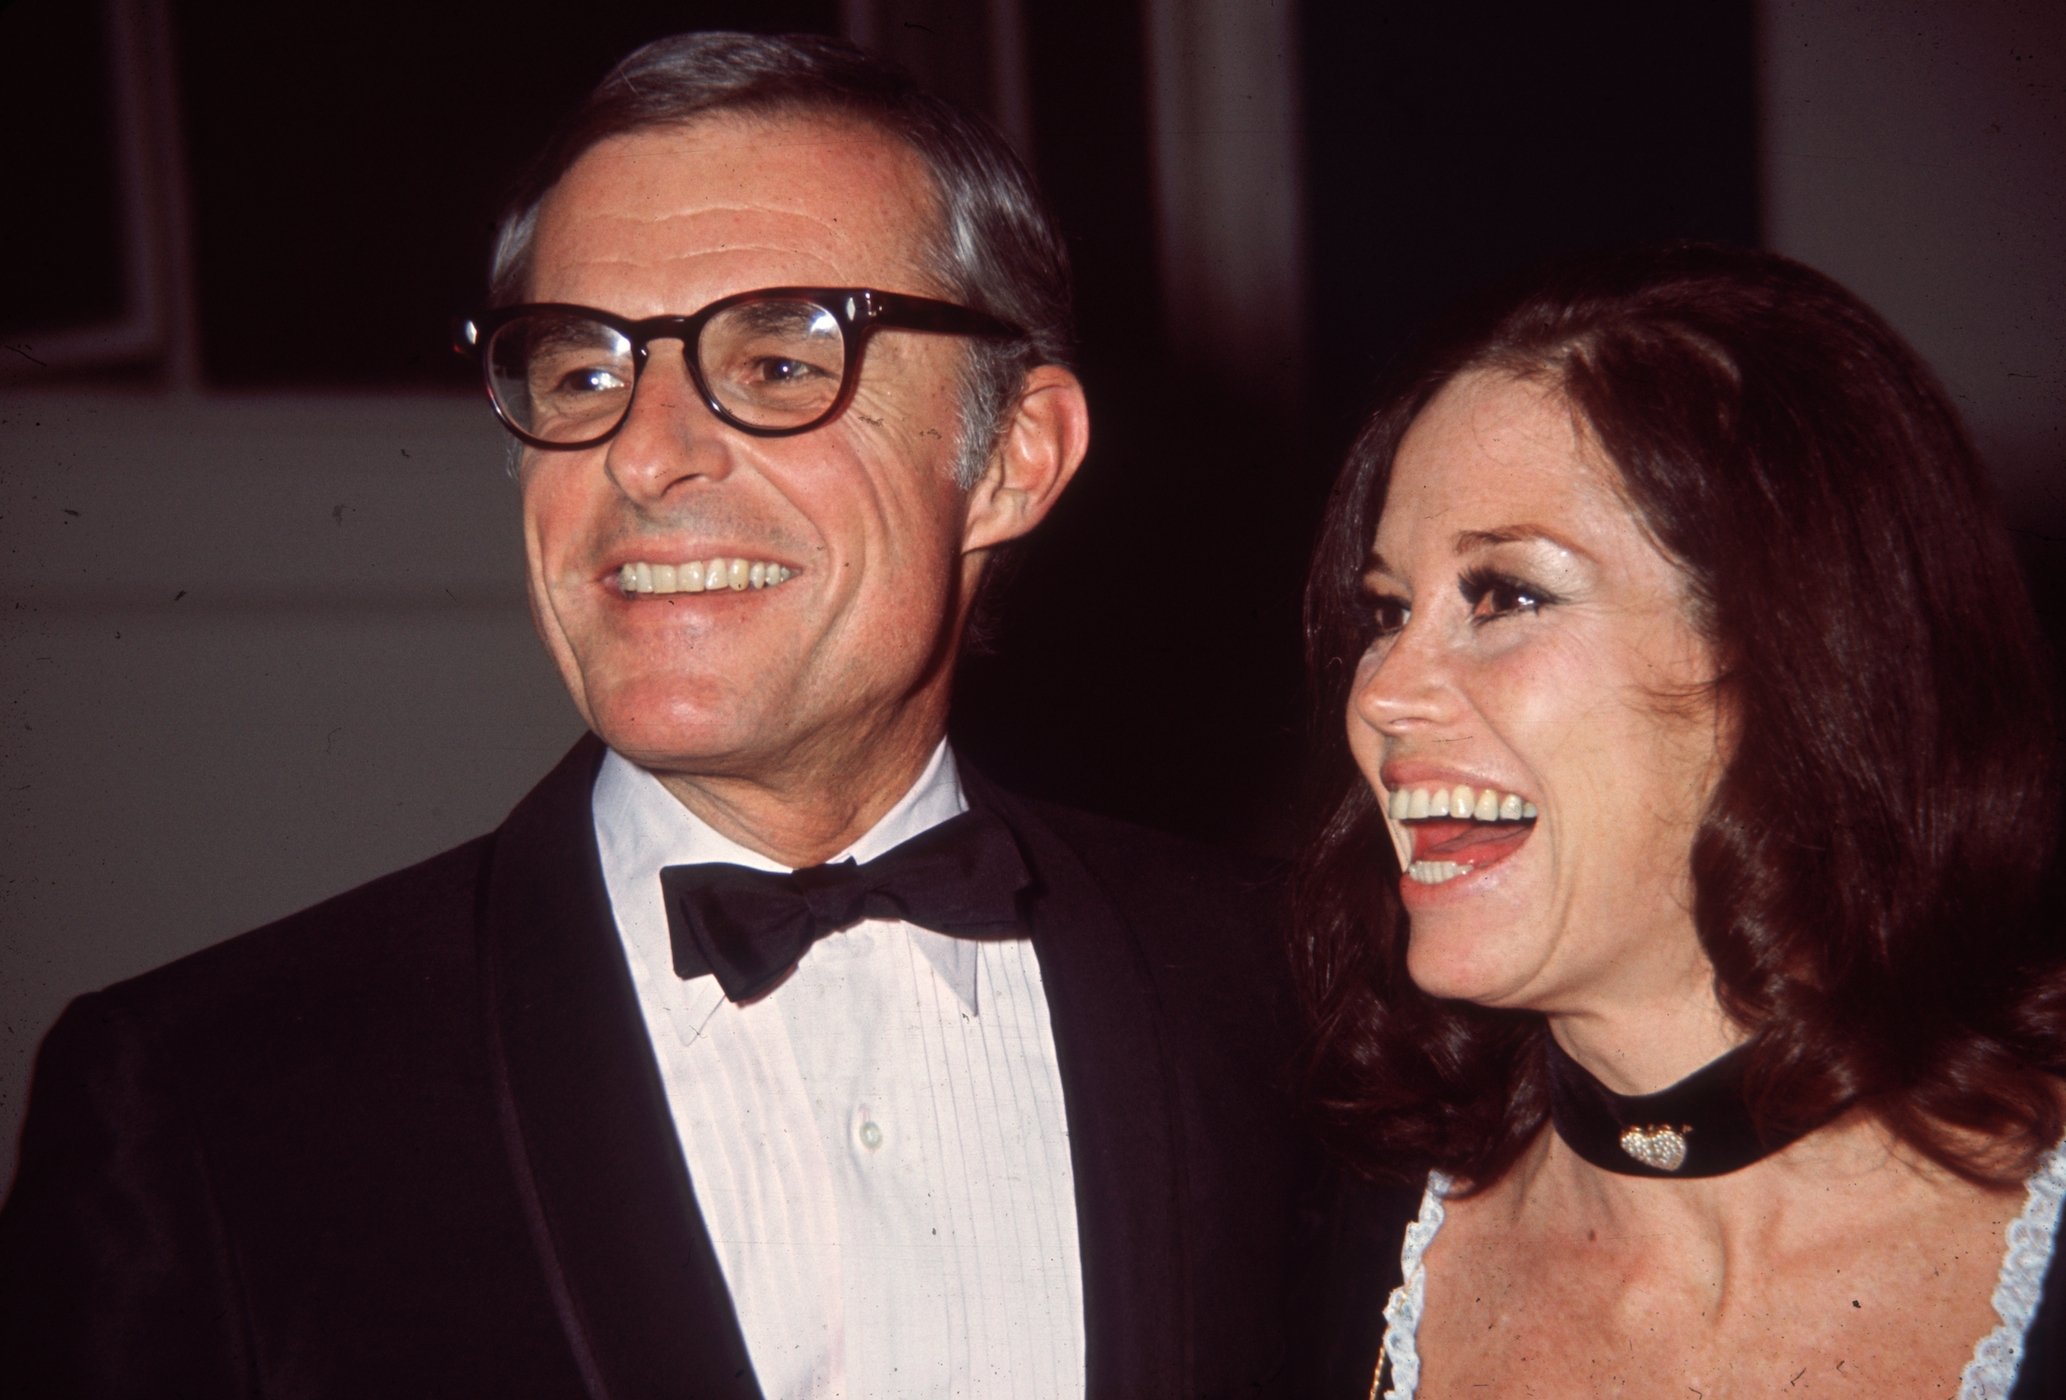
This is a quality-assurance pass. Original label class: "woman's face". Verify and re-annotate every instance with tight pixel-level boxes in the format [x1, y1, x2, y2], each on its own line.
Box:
[1347, 370, 1727, 1018]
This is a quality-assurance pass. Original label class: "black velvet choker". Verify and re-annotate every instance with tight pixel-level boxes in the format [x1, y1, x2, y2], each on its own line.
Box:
[1544, 1036, 1814, 1179]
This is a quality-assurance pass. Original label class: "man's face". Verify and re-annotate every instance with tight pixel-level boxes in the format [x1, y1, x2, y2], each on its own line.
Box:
[518, 115, 991, 798]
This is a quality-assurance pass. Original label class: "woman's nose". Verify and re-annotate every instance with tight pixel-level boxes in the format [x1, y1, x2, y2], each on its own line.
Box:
[1349, 623, 1457, 737]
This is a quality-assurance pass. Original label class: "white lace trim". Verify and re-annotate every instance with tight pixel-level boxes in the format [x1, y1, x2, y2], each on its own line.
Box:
[1378, 1142, 2066, 1400]
[1959, 1136, 2066, 1399]
[1377, 1171, 1450, 1400]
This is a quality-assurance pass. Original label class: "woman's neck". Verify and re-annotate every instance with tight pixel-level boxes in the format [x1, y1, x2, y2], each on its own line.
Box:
[1545, 989, 1744, 1096]
[1510, 978, 2014, 1243]
[1506, 1105, 1934, 1258]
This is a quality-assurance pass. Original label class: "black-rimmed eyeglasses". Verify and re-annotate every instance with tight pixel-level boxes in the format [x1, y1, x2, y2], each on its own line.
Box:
[454, 288, 1021, 449]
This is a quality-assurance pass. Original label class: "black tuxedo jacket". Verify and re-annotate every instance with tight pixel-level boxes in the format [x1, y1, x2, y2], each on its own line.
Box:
[0, 738, 1351, 1397]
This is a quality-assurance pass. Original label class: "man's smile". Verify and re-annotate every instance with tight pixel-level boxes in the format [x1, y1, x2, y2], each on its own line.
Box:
[615, 557, 799, 595]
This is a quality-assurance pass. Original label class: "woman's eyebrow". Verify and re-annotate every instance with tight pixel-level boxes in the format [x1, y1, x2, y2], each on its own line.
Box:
[1452, 524, 1593, 563]
[1367, 526, 1595, 581]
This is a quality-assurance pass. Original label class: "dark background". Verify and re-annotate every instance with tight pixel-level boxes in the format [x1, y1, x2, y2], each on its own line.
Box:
[1, 0, 1782, 847]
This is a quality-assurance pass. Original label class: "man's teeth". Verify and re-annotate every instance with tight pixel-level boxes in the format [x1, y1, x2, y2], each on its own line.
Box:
[1386, 784, 1538, 823]
[617, 559, 795, 596]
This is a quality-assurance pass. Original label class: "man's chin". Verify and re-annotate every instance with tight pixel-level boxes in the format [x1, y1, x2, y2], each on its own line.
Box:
[575, 683, 779, 777]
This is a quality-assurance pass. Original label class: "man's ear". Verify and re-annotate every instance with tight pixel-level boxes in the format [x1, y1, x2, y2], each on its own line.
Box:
[960, 365, 1090, 554]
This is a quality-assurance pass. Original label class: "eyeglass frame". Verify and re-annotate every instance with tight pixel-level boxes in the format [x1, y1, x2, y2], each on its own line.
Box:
[453, 287, 1024, 450]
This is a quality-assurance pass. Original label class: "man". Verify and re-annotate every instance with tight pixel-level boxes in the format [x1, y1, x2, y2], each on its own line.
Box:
[0, 33, 1330, 1398]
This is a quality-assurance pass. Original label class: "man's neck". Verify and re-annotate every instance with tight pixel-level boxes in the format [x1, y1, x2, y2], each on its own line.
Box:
[651, 731, 949, 868]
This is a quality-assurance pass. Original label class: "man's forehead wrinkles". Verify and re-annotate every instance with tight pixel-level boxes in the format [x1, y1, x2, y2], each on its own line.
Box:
[633, 199, 880, 229]
[559, 202, 887, 248]
[537, 225, 932, 306]
[536, 169, 937, 300]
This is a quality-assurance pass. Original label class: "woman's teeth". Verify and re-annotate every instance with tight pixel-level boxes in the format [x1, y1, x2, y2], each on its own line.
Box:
[617, 558, 794, 596]
[1388, 783, 1538, 885]
[1387, 784, 1537, 823]
[1407, 860, 1470, 885]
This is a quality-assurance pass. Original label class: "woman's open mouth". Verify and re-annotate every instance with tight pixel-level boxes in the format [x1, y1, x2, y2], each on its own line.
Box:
[1386, 783, 1537, 884]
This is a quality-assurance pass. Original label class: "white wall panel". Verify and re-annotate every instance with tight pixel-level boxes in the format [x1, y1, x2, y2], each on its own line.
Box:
[0, 392, 585, 1185]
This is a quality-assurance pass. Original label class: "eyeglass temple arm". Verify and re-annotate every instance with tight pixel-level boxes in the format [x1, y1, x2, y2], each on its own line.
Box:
[863, 292, 1020, 338]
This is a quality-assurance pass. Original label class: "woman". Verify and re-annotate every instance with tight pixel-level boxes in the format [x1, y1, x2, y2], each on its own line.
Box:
[1296, 244, 2065, 1397]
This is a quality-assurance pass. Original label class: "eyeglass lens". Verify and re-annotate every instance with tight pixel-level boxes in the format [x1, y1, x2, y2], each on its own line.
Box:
[485, 300, 848, 443]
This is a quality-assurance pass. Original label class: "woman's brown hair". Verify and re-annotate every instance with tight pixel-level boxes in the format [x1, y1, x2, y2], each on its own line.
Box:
[1298, 243, 2064, 1189]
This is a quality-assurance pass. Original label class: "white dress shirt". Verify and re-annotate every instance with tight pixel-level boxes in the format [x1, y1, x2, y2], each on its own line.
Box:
[593, 744, 1086, 1400]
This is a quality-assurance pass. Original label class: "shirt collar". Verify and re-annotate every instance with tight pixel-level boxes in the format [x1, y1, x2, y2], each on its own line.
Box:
[591, 741, 983, 1012]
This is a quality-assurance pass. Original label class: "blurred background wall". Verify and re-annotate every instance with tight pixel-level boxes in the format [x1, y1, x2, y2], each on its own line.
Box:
[3, 0, 2061, 1188]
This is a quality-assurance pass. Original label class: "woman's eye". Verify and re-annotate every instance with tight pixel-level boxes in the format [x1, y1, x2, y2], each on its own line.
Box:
[1461, 570, 1551, 624]
[1369, 596, 1410, 637]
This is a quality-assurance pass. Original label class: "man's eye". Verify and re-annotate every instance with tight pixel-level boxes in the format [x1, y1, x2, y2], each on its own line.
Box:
[1461, 568, 1553, 624]
[746, 355, 831, 384]
[556, 366, 629, 395]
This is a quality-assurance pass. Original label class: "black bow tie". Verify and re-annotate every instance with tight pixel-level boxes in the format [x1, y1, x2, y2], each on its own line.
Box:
[660, 809, 1032, 1002]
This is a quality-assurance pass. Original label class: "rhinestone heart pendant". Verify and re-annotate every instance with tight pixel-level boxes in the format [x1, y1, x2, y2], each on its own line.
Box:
[1619, 1124, 1689, 1172]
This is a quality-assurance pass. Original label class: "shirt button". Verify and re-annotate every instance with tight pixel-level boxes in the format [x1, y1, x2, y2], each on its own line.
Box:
[858, 1119, 884, 1151]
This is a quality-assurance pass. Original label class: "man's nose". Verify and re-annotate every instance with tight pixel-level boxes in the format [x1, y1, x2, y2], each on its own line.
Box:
[603, 341, 737, 501]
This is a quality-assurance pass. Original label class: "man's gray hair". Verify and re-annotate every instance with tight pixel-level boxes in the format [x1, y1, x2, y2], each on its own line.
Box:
[488, 31, 1075, 488]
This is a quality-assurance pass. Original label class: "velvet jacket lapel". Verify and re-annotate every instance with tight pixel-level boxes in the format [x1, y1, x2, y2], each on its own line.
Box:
[478, 739, 1191, 1398]
[480, 735, 764, 1400]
